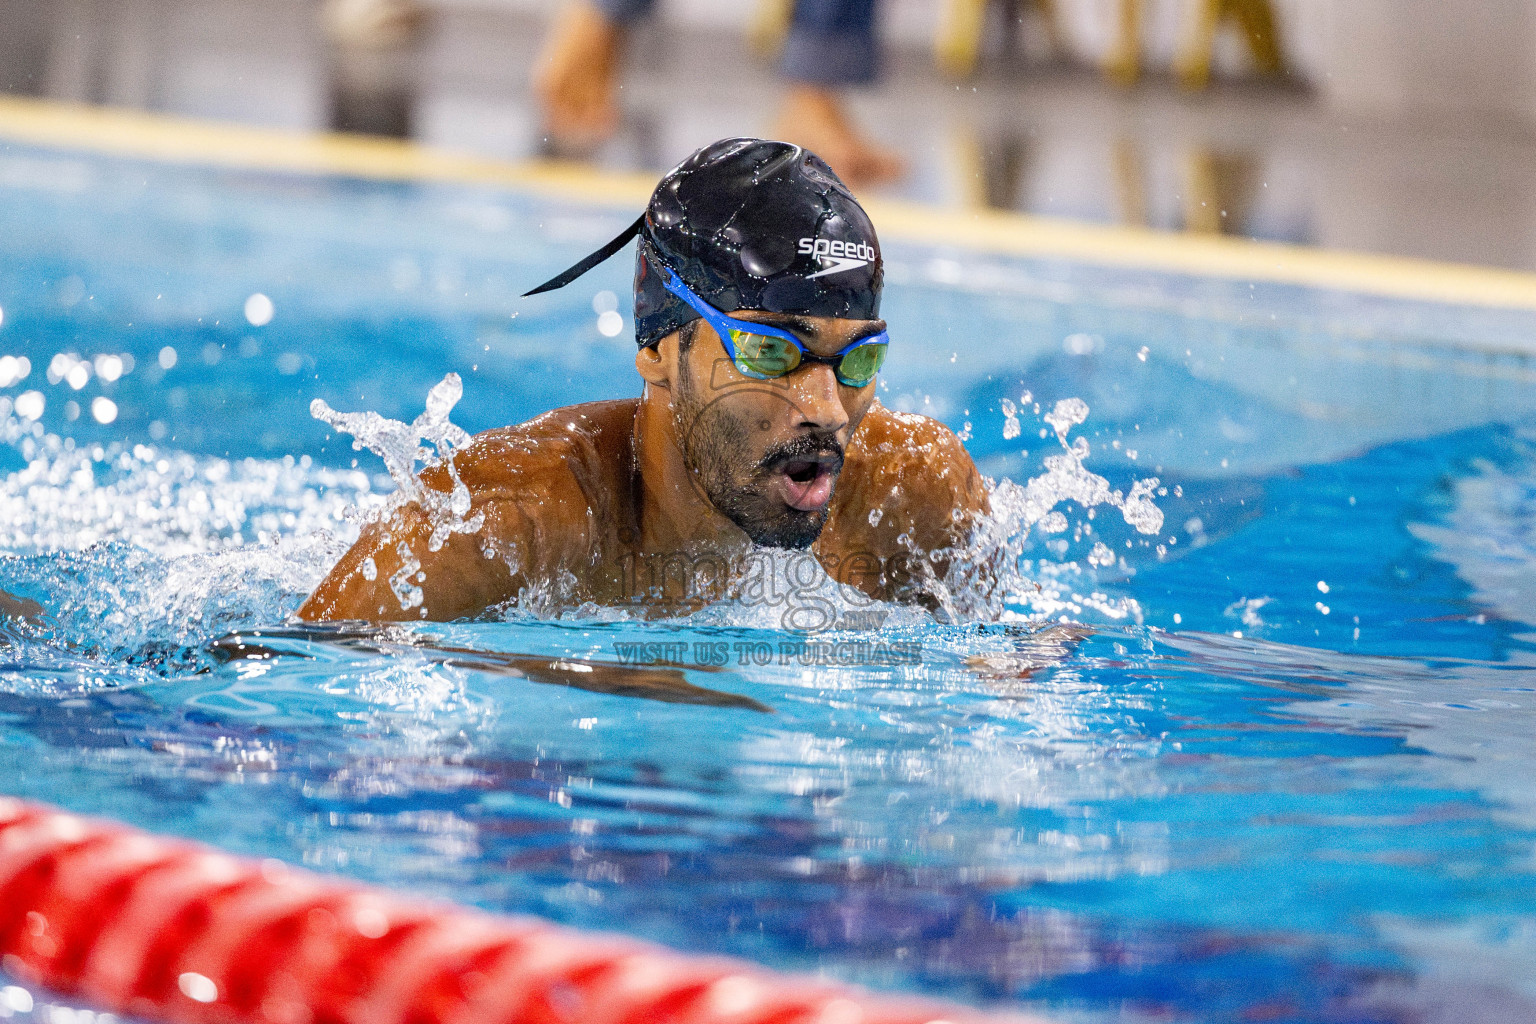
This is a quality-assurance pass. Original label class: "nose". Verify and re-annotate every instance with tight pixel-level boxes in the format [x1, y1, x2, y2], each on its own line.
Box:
[787, 361, 850, 435]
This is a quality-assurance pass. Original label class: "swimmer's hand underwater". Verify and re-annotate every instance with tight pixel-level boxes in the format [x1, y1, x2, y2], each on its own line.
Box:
[0, 591, 45, 622]
[300, 139, 990, 623]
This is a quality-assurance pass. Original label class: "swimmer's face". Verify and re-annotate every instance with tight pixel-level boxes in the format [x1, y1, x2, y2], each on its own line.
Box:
[648, 311, 883, 549]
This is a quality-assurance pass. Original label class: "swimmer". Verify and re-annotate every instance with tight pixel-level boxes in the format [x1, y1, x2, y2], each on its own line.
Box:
[300, 138, 988, 623]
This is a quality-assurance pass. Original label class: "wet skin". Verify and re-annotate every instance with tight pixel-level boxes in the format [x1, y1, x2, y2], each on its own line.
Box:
[299, 312, 990, 622]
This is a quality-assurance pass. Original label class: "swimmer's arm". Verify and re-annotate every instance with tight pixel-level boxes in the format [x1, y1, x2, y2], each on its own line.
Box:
[895, 444, 992, 604]
[298, 499, 531, 623]
[823, 411, 989, 604]
[927, 436, 992, 574]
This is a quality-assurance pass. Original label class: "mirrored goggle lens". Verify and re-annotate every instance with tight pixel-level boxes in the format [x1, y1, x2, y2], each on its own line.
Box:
[835, 342, 888, 386]
[729, 331, 801, 379]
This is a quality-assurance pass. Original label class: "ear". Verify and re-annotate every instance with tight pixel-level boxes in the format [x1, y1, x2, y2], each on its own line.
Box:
[635, 333, 676, 389]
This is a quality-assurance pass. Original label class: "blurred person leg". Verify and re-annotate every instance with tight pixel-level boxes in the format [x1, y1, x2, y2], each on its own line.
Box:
[936, 0, 1063, 79]
[1112, 137, 1148, 226]
[1176, 0, 1285, 91]
[1181, 147, 1257, 234]
[772, 0, 904, 187]
[532, 0, 642, 154]
[934, 0, 989, 78]
[751, 0, 797, 56]
[1103, 0, 1141, 86]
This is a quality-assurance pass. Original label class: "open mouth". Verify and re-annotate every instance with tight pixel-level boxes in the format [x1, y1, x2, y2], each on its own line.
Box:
[775, 455, 840, 512]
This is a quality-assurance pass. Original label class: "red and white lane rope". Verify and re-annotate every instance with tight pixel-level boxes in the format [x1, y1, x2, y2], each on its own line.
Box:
[0, 798, 1031, 1024]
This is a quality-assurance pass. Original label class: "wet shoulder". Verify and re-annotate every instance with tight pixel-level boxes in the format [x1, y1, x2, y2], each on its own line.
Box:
[847, 402, 974, 482]
[431, 399, 637, 505]
[836, 402, 987, 542]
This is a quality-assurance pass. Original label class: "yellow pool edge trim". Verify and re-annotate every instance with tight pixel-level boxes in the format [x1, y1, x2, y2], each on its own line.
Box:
[3, 95, 1535, 313]
[0, 96, 658, 206]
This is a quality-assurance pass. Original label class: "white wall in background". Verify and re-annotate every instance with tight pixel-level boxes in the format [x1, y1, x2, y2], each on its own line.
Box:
[39, 0, 327, 130]
[1317, 0, 1536, 126]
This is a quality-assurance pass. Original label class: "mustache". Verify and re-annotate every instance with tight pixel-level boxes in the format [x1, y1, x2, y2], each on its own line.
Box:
[757, 433, 845, 475]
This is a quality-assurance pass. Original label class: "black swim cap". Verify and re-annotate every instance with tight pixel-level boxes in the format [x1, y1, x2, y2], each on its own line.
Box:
[524, 138, 883, 348]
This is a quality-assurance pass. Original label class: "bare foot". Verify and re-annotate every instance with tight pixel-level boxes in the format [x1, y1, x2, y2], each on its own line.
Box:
[770, 85, 905, 189]
[532, 2, 624, 154]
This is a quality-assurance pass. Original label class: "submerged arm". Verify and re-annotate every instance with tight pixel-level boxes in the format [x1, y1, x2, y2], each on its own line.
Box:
[0, 590, 46, 622]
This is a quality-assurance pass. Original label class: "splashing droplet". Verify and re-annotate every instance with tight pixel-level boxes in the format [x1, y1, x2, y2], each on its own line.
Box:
[310, 373, 484, 551]
[1000, 398, 1020, 440]
[1043, 398, 1089, 443]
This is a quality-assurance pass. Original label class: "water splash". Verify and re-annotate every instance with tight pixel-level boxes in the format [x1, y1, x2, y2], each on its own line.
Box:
[1043, 396, 1088, 440]
[0, 377, 1162, 649]
[0, 414, 381, 662]
[1001, 398, 1021, 440]
[1014, 399, 1163, 539]
[940, 397, 1165, 624]
[0, 418, 378, 558]
[311, 373, 483, 552]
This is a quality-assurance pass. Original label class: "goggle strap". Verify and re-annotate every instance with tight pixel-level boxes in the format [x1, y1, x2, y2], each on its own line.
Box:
[522, 214, 646, 297]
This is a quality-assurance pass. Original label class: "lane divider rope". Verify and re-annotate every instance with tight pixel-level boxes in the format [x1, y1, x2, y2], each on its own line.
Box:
[0, 798, 1029, 1024]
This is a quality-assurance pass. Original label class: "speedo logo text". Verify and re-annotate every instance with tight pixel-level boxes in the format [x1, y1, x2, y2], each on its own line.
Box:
[798, 236, 877, 278]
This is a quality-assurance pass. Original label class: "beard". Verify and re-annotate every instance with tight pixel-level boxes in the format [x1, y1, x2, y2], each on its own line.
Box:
[673, 360, 844, 550]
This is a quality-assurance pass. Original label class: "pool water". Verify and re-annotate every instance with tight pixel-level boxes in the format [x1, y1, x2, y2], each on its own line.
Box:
[2, 139, 1536, 1024]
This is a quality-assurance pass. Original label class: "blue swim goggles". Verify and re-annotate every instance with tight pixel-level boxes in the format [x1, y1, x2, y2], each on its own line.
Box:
[661, 268, 889, 388]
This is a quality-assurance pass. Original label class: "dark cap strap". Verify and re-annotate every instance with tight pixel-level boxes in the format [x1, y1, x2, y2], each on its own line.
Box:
[521, 214, 646, 297]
